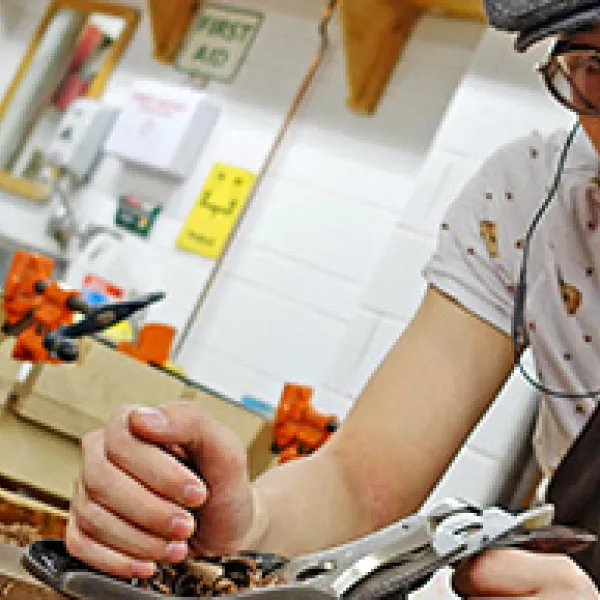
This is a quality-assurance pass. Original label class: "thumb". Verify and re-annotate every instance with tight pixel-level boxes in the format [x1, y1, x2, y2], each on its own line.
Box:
[129, 402, 248, 484]
[452, 549, 595, 598]
[452, 549, 552, 597]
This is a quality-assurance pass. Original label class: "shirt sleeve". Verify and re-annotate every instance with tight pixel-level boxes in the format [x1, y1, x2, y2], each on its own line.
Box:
[423, 132, 549, 336]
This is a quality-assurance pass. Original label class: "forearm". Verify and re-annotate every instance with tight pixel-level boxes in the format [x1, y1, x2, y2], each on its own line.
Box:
[240, 289, 515, 557]
[246, 446, 374, 556]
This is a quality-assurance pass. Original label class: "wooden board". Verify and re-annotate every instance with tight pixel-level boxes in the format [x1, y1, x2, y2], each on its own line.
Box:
[0, 542, 61, 600]
[0, 392, 272, 507]
[0, 488, 67, 539]
[0, 403, 80, 504]
[14, 341, 188, 439]
[14, 340, 268, 443]
[11, 340, 275, 484]
[0, 492, 66, 600]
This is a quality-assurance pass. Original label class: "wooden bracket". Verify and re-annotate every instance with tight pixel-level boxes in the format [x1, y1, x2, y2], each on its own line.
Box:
[147, 0, 201, 63]
[341, 0, 485, 115]
[341, 0, 422, 115]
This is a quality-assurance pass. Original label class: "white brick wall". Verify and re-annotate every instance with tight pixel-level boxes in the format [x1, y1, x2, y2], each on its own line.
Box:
[0, 5, 483, 414]
[177, 11, 485, 408]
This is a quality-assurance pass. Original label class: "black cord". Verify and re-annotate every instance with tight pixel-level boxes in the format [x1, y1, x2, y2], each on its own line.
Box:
[511, 121, 600, 399]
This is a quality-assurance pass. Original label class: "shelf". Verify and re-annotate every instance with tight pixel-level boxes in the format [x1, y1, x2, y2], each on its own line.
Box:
[145, 0, 485, 113]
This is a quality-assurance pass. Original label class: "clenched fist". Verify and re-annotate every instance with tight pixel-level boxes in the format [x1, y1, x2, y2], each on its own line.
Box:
[67, 402, 257, 579]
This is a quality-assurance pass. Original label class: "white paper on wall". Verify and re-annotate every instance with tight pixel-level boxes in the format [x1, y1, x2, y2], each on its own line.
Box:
[104, 79, 220, 179]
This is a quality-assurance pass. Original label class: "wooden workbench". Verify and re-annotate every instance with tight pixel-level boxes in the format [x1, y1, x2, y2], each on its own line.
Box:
[0, 401, 79, 509]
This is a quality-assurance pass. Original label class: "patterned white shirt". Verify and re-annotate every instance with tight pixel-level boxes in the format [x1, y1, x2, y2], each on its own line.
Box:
[424, 125, 600, 475]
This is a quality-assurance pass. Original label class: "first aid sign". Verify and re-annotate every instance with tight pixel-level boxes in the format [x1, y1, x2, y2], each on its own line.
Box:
[176, 4, 264, 83]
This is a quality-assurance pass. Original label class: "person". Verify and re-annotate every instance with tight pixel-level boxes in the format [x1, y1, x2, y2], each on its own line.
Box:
[67, 3, 600, 599]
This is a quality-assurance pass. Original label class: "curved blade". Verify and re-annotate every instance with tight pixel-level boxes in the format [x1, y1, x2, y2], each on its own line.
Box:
[60, 292, 165, 339]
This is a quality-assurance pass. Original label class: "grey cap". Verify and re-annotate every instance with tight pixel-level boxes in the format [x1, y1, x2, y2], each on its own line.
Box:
[484, 0, 600, 51]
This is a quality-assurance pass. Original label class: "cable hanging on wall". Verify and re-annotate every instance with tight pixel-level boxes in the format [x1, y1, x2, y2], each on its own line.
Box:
[173, 0, 339, 358]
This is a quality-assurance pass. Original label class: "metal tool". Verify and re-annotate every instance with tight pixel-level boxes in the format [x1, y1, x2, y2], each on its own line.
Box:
[1, 249, 165, 363]
[42, 292, 166, 362]
[21, 498, 596, 600]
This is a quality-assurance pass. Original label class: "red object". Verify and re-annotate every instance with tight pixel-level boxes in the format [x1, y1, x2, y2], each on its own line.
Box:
[69, 25, 105, 72]
[271, 384, 339, 464]
[3, 251, 82, 363]
[82, 274, 125, 301]
[53, 24, 104, 110]
[53, 73, 90, 111]
[117, 323, 176, 366]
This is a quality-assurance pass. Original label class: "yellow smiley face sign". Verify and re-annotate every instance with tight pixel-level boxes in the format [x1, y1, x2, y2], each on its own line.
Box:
[176, 163, 256, 259]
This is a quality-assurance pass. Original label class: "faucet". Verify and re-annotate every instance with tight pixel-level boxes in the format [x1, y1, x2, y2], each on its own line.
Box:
[45, 167, 122, 252]
[46, 168, 79, 251]
[77, 223, 122, 251]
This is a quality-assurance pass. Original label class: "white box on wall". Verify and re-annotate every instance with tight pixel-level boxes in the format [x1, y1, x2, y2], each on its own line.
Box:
[104, 79, 220, 179]
[47, 98, 118, 181]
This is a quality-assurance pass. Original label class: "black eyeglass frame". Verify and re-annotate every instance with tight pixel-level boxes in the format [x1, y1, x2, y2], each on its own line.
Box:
[537, 39, 600, 117]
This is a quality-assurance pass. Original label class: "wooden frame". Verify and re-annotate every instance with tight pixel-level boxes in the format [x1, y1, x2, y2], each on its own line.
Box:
[0, 0, 140, 202]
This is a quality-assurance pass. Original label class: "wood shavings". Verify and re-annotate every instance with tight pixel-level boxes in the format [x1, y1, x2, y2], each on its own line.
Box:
[134, 555, 286, 597]
[0, 523, 41, 547]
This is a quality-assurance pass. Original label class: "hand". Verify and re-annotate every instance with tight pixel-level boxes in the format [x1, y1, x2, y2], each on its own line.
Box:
[67, 402, 256, 579]
[452, 549, 598, 598]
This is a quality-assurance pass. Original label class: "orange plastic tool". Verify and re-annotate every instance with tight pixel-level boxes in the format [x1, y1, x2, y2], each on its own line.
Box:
[2, 251, 82, 363]
[271, 383, 339, 464]
[117, 323, 176, 366]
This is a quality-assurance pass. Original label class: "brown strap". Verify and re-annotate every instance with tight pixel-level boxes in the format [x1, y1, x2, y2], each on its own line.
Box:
[548, 403, 600, 519]
[547, 401, 600, 583]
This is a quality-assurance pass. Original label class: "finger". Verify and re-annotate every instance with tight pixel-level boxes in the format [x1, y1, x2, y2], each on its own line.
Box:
[128, 402, 248, 486]
[71, 478, 189, 563]
[66, 516, 156, 580]
[100, 408, 209, 508]
[81, 430, 198, 540]
[452, 549, 584, 597]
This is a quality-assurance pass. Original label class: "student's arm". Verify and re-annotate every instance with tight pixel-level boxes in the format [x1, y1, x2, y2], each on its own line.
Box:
[67, 287, 515, 577]
[251, 286, 515, 554]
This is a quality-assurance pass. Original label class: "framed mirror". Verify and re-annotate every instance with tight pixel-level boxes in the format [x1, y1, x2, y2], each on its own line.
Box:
[0, 0, 139, 202]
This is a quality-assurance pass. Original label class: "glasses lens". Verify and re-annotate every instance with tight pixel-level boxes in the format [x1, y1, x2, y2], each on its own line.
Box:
[547, 49, 600, 115]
